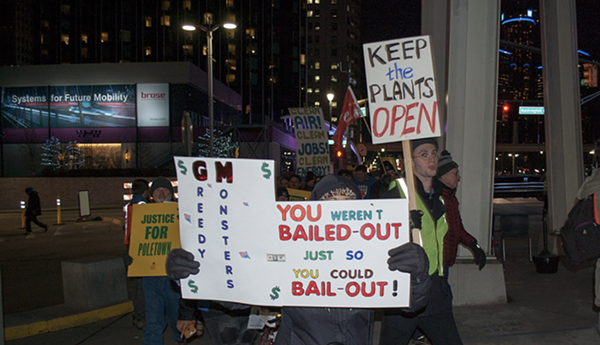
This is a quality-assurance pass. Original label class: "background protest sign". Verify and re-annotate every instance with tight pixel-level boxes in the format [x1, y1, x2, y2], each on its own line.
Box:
[128, 202, 181, 277]
[288, 107, 333, 177]
[175, 156, 411, 308]
[363, 35, 441, 144]
[286, 188, 311, 201]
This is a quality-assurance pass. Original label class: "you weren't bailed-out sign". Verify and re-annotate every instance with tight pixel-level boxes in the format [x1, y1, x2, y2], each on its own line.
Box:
[363, 35, 440, 144]
[174, 157, 411, 308]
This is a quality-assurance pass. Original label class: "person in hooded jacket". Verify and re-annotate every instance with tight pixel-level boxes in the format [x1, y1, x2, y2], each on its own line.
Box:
[24, 187, 48, 235]
[166, 174, 431, 345]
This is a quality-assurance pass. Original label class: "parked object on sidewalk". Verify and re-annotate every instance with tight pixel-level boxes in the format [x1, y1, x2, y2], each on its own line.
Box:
[499, 214, 532, 262]
[533, 208, 559, 273]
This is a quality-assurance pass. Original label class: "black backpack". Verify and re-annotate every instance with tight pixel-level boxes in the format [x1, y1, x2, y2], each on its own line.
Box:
[560, 194, 600, 265]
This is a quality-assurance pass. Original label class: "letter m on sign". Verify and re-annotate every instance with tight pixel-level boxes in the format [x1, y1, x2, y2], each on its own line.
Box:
[215, 162, 233, 183]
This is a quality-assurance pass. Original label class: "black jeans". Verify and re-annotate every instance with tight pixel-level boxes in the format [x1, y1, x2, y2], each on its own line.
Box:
[25, 214, 46, 232]
[379, 273, 463, 345]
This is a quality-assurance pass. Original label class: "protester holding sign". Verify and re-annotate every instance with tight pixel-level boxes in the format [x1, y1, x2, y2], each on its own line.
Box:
[142, 177, 184, 345]
[167, 174, 431, 345]
[379, 139, 463, 345]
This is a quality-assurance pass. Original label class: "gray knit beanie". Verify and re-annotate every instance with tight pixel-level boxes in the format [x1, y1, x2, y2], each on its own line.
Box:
[436, 150, 459, 178]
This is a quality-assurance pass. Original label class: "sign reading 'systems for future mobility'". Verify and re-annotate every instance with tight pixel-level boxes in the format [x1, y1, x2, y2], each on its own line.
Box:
[288, 107, 333, 177]
[363, 36, 441, 144]
[175, 156, 411, 308]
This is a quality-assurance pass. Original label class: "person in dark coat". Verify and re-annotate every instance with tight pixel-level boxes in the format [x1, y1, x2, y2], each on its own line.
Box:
[24, 187, 48, 235]
[436, 150, 486, 270]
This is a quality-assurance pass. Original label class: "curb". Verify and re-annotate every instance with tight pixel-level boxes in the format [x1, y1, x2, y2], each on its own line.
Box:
[4, 301, 133, 341]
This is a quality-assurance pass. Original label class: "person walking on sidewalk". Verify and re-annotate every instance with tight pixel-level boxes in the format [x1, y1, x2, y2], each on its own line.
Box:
[24, 187, 48, 235]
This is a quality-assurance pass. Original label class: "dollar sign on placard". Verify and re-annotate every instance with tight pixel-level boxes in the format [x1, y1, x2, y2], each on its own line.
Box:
[261, 162, 271, 179]
[269, 286, 280, 300]
[178, 160, 187, 175]
[188, 280, 198, 293]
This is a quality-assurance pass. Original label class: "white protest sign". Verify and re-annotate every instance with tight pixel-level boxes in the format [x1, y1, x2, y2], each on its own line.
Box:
[174, 156, 411, 308]
[288, 107, 333, 177]
[363, 36, 441, 144]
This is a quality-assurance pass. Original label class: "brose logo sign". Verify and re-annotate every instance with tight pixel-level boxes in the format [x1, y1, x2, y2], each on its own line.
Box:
[140, 92, 166, 100]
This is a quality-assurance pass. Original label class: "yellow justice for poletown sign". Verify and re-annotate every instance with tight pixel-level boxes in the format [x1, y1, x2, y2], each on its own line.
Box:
[127, 202, 181, 277]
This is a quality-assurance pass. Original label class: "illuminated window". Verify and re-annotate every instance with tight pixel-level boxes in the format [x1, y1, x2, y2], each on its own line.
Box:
[331, 75, 337, 82]
[226, 74, 236, 83]
[315, 10, 320, 17]
[162, 1, 170, 11]
[228, 44, 236, 55]
[160, 15, 170, 26]
[226, 0, 234, 7]
[145, 17, 152, 27]
[307, 10, 313, 17]
[315, 75, 320, 82]
[183, 0, 191, 10]
[315, 22, 320, 30]
[300, 54, 306, 65]
[332, 9, 337, 17]
[308, 88, 313, 93]
[183, 45, 193, 55]
[145, 46, 151, 55]
[331, 63, 337, 70]
[315, 101, 320, 106]
[332, 0, 338, 3]
[315, 88, 320, 93]
[101, 32, 108, 42]
[41, 20, 49, 29]
[81, 33, 88, 43]
[246, 28, 255, 38]
[61, 34, 70, 45]
[307, 0, 313, 3]
[315, 62, 320, 70]
[332, 101, 338, 108]
[315, 0, 320, 4]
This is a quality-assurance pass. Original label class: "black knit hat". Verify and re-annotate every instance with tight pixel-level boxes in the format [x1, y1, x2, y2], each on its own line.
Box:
[310, 174, 361, 200]
[150, 177, 174, 196]
[436, 150, 459, 178]
[412, 138, 438, 154]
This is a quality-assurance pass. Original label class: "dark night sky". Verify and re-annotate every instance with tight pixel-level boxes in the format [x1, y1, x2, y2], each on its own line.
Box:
[361, 0, 600, 62]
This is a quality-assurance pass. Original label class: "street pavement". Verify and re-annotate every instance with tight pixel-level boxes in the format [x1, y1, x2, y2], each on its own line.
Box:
[2, 200, 600, 344]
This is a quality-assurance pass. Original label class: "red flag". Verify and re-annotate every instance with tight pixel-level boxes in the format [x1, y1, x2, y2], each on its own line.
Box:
[333, 86, 361, 153]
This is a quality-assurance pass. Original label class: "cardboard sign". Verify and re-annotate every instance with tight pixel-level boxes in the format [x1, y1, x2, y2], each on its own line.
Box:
[288, 107, 333, 177]
[363, 36, 441, 144]
[175, 157, 411, 308]
[127, 202, 181, 277]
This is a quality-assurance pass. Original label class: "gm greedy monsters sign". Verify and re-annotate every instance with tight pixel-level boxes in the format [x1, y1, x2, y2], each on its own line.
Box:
[175, 157, 410, 308]
[363, 35, 440, 144]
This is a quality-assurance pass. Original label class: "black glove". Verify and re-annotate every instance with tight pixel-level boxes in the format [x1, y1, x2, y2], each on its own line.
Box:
[166, 248, 200, 280]
[467, 240, 486, 270]
[123, 253, 133, 266]
[387, 242, 429, 283]
[409, 210, 423, 229]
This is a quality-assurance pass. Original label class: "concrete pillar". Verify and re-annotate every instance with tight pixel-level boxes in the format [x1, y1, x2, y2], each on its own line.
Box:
[539, 0, 583, 251]
[423, 0, 506, 305]
[421, 0, 450, 146]
[444, 0, 500, 255]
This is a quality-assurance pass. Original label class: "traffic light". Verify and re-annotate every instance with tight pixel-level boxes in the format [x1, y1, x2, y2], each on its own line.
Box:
[501, 104, 509, 122]
[582, 63, 598, 87]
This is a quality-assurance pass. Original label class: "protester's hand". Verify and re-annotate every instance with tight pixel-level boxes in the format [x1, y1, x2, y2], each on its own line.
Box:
[468, 241, 486, 270]
[166, 248, 200, 280]
[123, 253, 133, 266]
[409, 210, 423, 229]
[387, 242, 429, 283]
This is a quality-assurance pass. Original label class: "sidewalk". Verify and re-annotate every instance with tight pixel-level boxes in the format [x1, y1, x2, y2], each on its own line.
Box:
[3, 201, 600, 344]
